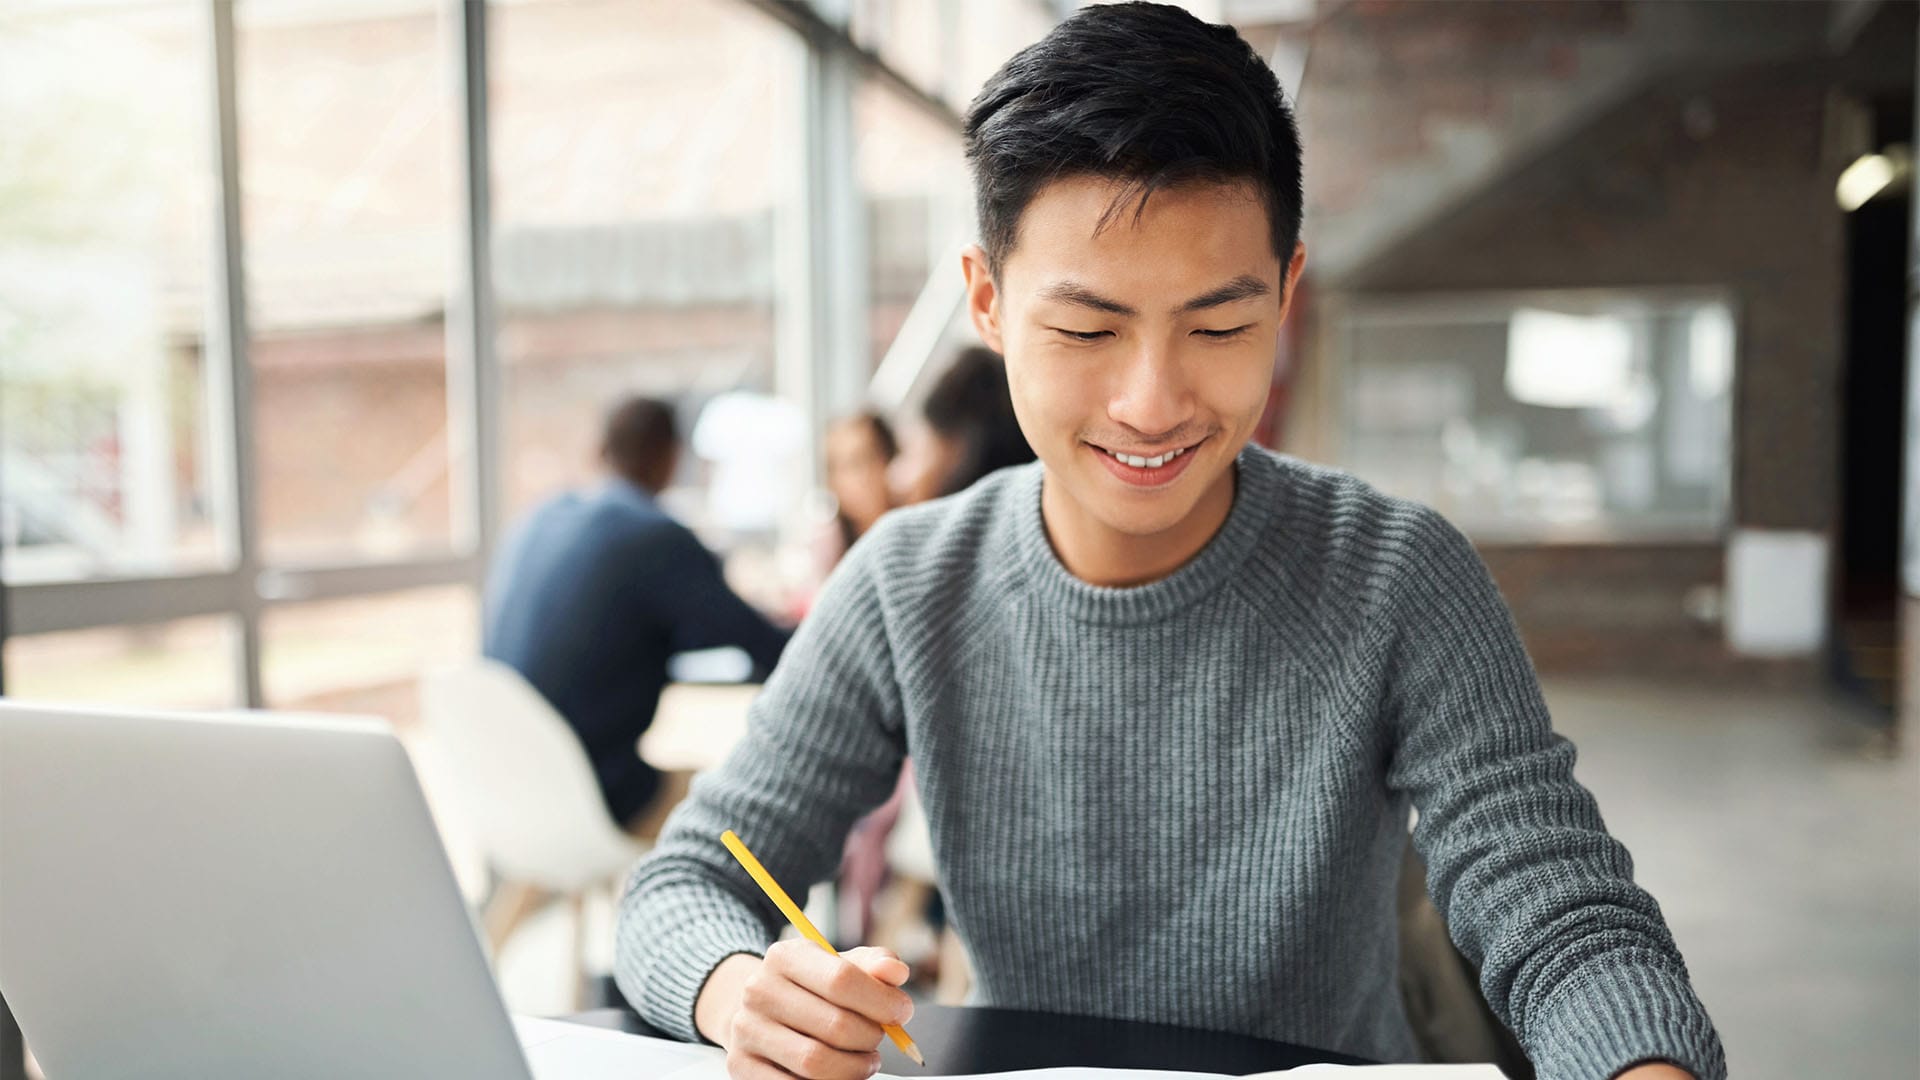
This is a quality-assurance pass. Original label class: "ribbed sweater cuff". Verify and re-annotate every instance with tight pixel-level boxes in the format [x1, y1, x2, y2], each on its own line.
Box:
[615, 910, 770, 1044]
[1526, 963, 1727, 1080]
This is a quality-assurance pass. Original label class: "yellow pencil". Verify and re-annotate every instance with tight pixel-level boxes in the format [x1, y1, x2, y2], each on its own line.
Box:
[720, 829, 926, 1067]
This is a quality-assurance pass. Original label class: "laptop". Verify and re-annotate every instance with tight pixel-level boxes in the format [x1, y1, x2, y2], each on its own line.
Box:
[0, 700, 710, 1080]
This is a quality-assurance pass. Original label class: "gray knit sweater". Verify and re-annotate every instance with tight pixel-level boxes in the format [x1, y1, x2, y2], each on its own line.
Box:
[615, 445, 1725, 1080]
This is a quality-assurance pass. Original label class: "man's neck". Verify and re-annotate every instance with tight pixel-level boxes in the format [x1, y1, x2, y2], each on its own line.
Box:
[608, 470, 662, 498]
[1039, 462, 1238, 588]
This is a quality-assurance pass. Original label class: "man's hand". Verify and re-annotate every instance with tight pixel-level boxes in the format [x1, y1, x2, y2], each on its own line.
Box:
[695, 942, 915, 1079]
[1616, 1064, 1694, 1080]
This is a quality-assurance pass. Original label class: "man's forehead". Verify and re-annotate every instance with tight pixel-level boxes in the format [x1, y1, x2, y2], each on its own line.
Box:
[1001, 178, 1280, 287]
[1019, 174, 1266, 236]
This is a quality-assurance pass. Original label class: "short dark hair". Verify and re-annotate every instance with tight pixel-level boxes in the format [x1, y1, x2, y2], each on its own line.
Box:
[964, 2, 1302, 276]
[601, 396, 678, 482]
[922, 346, 1035, 495]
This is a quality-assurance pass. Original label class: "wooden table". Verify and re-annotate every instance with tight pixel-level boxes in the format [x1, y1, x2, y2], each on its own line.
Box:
[639, 682, 761, 773]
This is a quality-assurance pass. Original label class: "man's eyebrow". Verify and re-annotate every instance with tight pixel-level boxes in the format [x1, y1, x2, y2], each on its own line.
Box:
[1178, 275, 1271, 312]
[1035, 275, 1271, 318]
[1037, 281, 1136, 316]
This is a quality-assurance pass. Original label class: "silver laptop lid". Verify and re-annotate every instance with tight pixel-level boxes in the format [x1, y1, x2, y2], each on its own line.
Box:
[0, 700, 532, 1080]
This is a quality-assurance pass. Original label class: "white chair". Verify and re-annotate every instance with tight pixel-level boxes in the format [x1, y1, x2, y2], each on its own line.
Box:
[419, 658, 652, 1004]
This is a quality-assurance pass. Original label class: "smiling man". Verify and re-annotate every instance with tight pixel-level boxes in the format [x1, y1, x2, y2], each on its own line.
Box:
[615, 6, 1726, 1080]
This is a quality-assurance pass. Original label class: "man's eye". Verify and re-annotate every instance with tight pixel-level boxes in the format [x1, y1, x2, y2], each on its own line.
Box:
[1053, 328, 1110, 342]
[1194, 326, 1251, 339]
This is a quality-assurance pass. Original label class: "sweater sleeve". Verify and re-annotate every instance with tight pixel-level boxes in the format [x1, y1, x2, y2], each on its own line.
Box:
[1378, 507, 1726, 1080]
[613, 526, 908, 1043]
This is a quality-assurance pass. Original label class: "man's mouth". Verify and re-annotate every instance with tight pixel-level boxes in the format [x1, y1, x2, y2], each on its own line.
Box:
[1089, 440, 1200, 469]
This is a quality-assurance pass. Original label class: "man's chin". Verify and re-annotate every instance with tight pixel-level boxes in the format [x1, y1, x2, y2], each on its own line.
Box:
[1075, 483, 1203, 540]
[1044, 456, 1211, 537]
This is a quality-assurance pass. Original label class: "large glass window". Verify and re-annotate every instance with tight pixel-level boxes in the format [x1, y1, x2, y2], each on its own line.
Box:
[855, 78, 969, 369]
[0, 6, 1071, 1068]
[847, 0, 1056, 112]
[3, 616, 240, 711]
[260, 585, 477, 725]
[489, 0, 806, 527]
[0, 2, 227, 585]
[236, 0, 460, 565]
[1339, 292, 1736, 541]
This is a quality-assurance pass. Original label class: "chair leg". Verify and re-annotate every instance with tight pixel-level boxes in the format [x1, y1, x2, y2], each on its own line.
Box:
[483, 880, 548, 955]
[567, 891, 588, 1012]
[934, 927, 972, 1005]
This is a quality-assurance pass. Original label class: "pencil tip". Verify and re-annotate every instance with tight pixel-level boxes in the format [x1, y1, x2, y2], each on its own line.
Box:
[906, 1045, 926, 1067]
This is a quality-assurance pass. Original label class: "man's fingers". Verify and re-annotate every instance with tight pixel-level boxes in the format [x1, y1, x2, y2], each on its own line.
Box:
[767, 941, 914, 1026]
[724, 1048, 791, 1080]
[731, 1008, 883, 1080]
[754, 981, 887, 1053]
[843, 946, 911, 987]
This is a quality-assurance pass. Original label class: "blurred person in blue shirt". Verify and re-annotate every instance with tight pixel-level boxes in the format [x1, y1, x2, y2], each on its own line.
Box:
[484, 395, 791, 831]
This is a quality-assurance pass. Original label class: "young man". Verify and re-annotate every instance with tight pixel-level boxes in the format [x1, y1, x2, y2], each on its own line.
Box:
[615, 7, 1725, 1079]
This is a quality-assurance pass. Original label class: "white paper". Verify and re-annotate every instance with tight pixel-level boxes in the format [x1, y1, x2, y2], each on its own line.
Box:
[513, 1015, 723, 1079]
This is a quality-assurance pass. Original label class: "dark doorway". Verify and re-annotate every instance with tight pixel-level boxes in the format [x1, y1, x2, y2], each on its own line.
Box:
[1832, 98, 1912, 720]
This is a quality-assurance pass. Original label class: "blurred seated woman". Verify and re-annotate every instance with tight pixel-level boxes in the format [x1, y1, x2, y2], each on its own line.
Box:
[889, 345, 1036, 504]
[824, 410, 898, 562]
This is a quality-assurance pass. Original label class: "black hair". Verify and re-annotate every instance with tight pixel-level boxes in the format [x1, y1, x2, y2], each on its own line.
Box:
[922, 346, 1035, 496]
[963, 2, 1302, 276]
[601, 396, 678, 487]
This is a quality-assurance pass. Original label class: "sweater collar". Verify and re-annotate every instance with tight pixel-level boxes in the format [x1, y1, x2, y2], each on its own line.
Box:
[1007, 443, 1281, 626]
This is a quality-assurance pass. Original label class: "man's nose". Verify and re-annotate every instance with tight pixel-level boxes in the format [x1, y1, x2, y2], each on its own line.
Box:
[1107, 339, 1195, 440]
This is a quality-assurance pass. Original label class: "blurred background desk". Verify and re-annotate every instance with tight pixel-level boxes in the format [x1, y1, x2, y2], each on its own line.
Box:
[640, 682, 761, 773]
[561, 1003, 1373, 1075]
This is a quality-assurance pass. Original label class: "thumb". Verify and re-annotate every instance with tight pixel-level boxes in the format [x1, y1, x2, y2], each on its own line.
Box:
[843, 945, 911, 987]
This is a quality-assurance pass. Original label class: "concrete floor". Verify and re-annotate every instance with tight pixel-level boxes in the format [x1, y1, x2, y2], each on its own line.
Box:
[1545, 678, 1920, 1080]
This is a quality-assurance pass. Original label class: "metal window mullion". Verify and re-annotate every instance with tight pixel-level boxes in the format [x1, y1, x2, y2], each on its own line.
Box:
[209, 0, 265, 707]
[778, 29, 869, 485]
[257, 556, 483, 606]
[741, 0, 961, 137]
[774, 45, 822, 471]
[814, 39, 869, 432]
[11, 573, 247, 636]
[451, 0, 501, 572]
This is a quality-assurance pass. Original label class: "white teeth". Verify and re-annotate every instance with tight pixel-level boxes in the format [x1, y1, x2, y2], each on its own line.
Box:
[1106, 446, 1186, 468]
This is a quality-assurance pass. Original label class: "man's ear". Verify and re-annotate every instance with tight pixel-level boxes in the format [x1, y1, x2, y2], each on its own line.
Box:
[1276, 241, 1308, 325]
[961, 244, 1005, 354]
